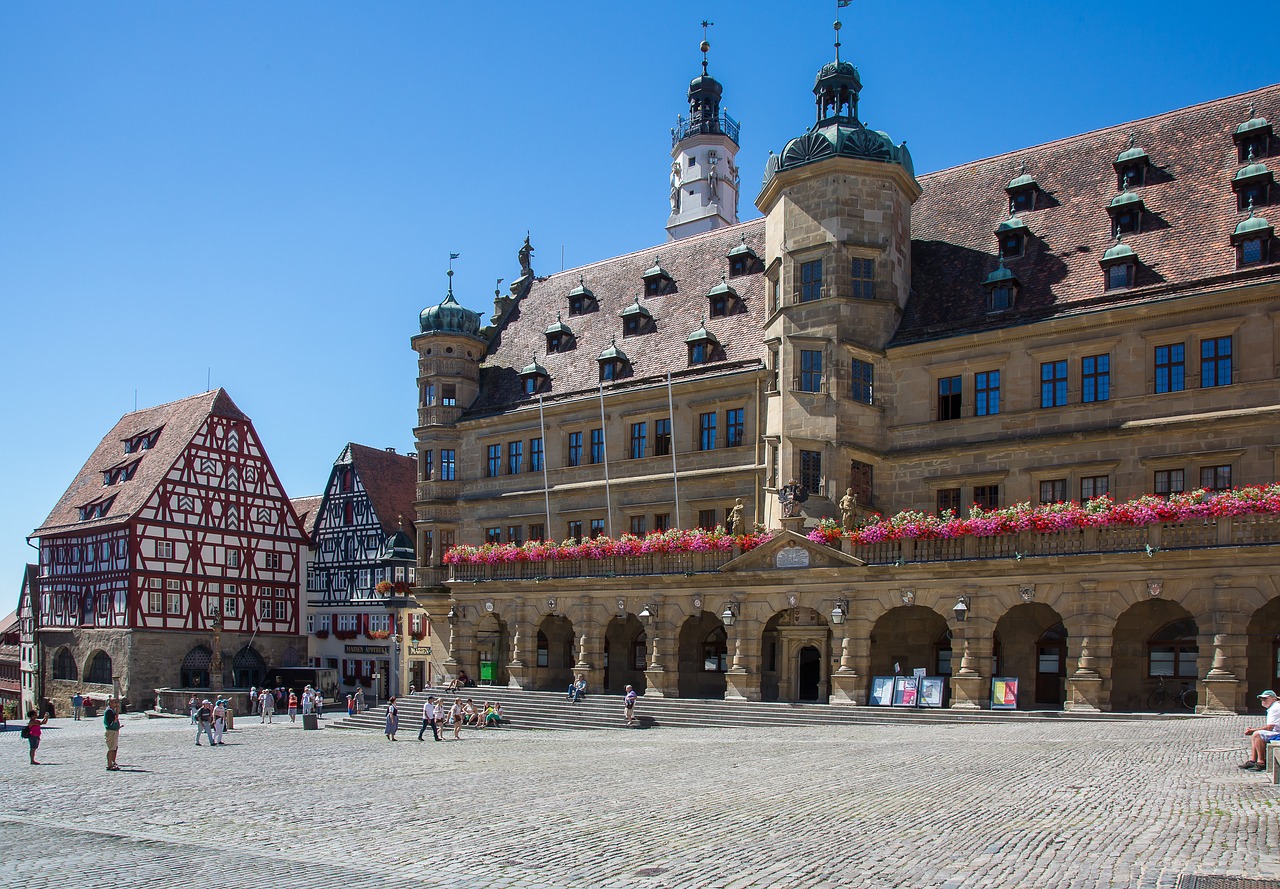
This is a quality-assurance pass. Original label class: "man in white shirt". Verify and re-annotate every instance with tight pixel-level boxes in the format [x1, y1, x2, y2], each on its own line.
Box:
[417, 696, 439, 741]
[1241, 690, 1280, 771]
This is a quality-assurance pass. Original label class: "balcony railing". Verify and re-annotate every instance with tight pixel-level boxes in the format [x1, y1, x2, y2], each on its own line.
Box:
[672, 112, 741, 147]
[449, 513, 1280, 583]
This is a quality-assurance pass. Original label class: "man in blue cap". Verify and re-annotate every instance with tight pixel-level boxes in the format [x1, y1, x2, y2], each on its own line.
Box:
[1239, 689, 1280, 771]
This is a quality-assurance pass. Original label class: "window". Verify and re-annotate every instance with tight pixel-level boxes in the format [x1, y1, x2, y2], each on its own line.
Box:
[274, 601, 286, 621]
[524, 376, 539, 395]
[1082, 355, 1111, 403]
[485, 527, 501, 544]
[157, 541, 174, 559]
[937, 376, 962, 421]
[653, 513, 670, 532]
[1148, 619, 1198, 678]
[530, 438, 543, 472]
[567, 432, 583, 467]
[849, 460, 873, 507]
[166, 578, 180, 591]
[850, 359, 874, 404]
[1241, 237, 1266, 265]
[1155, 344, 1185, 393]
[999, 233, 1024, 259]
[227, 550, 240, 569]
[507, 525, 522, 544]
[851, 258, 875, 300]
[800, 350, 823, 393]
[725, 409, 744, 448]
[1010, 189, 1034, 213]
[654, 419, 672, 457]
[629, 422, 647, 459]
[975, 371, 1000, 416]
[536, 632, 549, 668]
[688, 341, 708, 365]
[1118, 163, 1145, 189]
[799, 450, 822, 493]
[989, 284, 1014, 311]
[589, 518, 605, 539]
[85, 651, 113, 685]
[1200, 465, 1232, 491]
[1040, 360, 1068, 408]
[167, 592, 181, 614]
[800, 259, 823, 302]
[1155, 469, 1184, 496]
[441, 384, 457, 406]
[507, 441, 523, 475]
[53, 649, 76, 680]
[439, 449, 455, 481]
[697, 509, 718, 531]
[423, 450, 433, 481]
[629, 515, 647, 535]
[699, 412, 717, 451]
[342, 500, 354, 525]
[528, 524, 545, 542]
[1039, 479, 1067, 504]
[1080, 475, 1109, 500]
[1106, 263, 1132, 290]
[148, 591, 162, 613]
[566, 520, 583, 540]
[937, 488, 961, 515]
[1200, 336, 1232, 388]
[485, 444, 501, 477]
[421, 382, 435, 406]
[222, 597, 238, 618]
[589, 428, 604, 464]
[973, 485, 1000, 510]
[265, 552, 282, 570]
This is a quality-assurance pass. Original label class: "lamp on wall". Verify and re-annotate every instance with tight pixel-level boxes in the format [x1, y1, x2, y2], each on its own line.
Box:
[638, 603, 655, 622]
[721, 601, 739, 627]
[952, 596, 970, 623]
[831, 598, 849, 625]
[447, 604, 465, 623]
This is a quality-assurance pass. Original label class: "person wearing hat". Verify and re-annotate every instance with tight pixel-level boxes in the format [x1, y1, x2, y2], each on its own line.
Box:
[211, 699, 227, 745]
[1240, 690, 1280, 771]
[194, 699, 216, 746]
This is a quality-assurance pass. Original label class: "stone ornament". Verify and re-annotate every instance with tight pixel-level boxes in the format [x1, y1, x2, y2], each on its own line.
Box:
[1019, 586, 1035, 602]
[787, 593, 798, 607]
[692, 596, 702, 610]
[1147, 581, 1162, 598]
[775, 547, 810, 570]
[900, 588, 915, 605]
[546, 597, 557, 610]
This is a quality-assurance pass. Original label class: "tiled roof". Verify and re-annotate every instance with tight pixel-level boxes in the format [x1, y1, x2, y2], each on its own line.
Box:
[897, 83, 1280, 345]
[289, 495, 325, 543]
[468, 220, 769, 416]
[347, 443, 418, 539]
[32, 390, 248, 537]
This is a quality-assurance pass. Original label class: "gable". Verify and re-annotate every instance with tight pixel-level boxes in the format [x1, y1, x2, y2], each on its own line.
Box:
[720, 530, 865, 573]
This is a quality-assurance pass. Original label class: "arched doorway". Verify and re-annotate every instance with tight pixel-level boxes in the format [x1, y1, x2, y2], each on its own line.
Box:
[84, 650, 113, 686]
[603, 615, 647, 694]
[677, 612, 728, 698]
[1246, 598, 1280, 705]
[535, 614, 576, 692]
[761, 607, 831, 702]
[180, 645, 213, 688]
[231, 646, 265, 689]
[868, 605, 950, 680]
[1112, 600, 1199, 711]
[992, 603, 1067, 709]
[474, 612, 509, 687]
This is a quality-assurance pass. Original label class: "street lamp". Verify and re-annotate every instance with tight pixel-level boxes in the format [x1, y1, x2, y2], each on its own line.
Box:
[953, 596, 970, 623]
[831, 598, 848, 625]
[721, 601, 739, 627]
[638, 603, 654, 622]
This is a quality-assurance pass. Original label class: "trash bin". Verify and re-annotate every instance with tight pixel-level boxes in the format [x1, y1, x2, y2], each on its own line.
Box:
[479, 661, 495, 685]
[302, 713, 319, 730]
[225, 709, 235, 731]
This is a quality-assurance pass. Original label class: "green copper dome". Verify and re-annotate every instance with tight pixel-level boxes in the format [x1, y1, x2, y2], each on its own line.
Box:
[1109, 189, 1143, 210]
[1234, 212, 1272, 237]
[620, 297, 652, 319]
[1115, 141, 1149, 165]
[1234, 160, 1271, 183]
[380, 528, 415, 563]
[995, 215, 1029, 235]
[419, 273, 483, 336]
[1102, 238, 1136, 262]
[1236, 114, 1270, 136]
[984, 259, 1018, 286]
[1008, 171, 1036, 191]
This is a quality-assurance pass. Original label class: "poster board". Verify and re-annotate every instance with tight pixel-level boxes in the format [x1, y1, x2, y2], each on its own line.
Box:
[918, 676, 946, 708]
[991, 677, 1019, 710]
[892, 675, 918, 707]
[869, 676, 895, 706]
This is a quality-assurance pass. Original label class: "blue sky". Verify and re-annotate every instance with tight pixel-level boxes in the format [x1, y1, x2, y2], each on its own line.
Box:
[0, 1, 1273, 608]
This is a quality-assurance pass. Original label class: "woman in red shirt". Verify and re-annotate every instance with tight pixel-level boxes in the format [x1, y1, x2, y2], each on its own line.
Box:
[23, 708, 49, 765]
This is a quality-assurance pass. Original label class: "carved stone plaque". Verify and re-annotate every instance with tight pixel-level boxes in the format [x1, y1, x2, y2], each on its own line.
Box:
[775, 546, 810, 569]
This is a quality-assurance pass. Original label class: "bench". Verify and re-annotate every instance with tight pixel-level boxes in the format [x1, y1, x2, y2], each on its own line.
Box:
[1267, 740, 1280, 783]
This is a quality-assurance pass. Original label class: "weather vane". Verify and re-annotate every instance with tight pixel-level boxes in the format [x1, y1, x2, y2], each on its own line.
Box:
[700, 20, 713, 74]
[835, 0, 851, 61]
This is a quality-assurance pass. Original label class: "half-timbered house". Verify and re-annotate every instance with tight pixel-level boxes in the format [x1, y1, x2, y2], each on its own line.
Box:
[305, 443, 428, 701]
[29, 389, 307, 708]
[16, 564, 39, 715]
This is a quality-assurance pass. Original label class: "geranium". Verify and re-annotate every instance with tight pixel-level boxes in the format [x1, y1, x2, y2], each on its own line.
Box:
[445, 526, 773, 566]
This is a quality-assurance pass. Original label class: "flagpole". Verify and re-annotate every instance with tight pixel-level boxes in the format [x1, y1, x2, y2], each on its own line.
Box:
[666, 371, 681, 530]
[537, 394, 551, 539]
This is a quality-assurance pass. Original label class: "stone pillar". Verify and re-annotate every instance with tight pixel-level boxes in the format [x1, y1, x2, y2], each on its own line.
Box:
[643, 601, 674, 697]
[725, 618, 762, 701]
[1201, 633, 1241, 714]
[573, 598, 605, 693]
[1065, 603, 1110, 712]
[829, 620, 868, 705]
[949, 608, 991, 710]
[506, 600, 528, 689]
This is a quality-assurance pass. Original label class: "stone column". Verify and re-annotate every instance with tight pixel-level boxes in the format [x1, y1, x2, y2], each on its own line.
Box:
[573, 597, 605, 693]
[725, 617, 762, 701]
[1065, 598, 1110, 712]
[950, 602, 991, 710]
[506, 599, 529, 689]
[1201, 633, 1241, 714]
[829, 617, 869, 705]
[643, 599, 674, 697]
[1200, 591, 1248, 714]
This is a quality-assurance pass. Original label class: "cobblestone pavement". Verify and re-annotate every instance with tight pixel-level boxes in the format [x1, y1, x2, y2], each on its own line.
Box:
[2, 712, 1279, 889]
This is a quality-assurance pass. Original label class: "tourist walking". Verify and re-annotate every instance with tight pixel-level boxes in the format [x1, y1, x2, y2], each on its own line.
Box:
[384, 697, 399, 740]
[450, 699, 463, 740]
[103, 698, 121, 770]
[354, 686, 365, 714]
[22, 708, 48, 765]
[211, 699, 227, 745]
[346, 694, 354, 717]
[195, 700, 216, 746]
[71, 692, 84, 721]
[249, 685, 258, 714]
[259, 688, 274, 724]
[624, 685, 638, 727]
[287, 690, 298, 722]
[418, 696, 439, 741]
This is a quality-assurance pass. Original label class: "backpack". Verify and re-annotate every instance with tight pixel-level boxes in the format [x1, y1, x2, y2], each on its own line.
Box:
[20, 725, 30, 739]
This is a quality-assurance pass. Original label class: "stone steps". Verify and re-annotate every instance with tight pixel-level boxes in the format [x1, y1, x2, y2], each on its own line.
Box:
[328, 685, 1181, 733]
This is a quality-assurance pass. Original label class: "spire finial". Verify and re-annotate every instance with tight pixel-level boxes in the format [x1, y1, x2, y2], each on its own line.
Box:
[700, 20, 713, 75]
[834, 0, 851, 62]
[447, 252, 459, 294]
[1247, 196, 1256, 217]
[494, 277, 504, 299]
[1247, 145, 1256, 162]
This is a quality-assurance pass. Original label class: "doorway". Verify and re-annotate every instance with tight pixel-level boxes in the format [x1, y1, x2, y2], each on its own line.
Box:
[798, 646, 821, 701]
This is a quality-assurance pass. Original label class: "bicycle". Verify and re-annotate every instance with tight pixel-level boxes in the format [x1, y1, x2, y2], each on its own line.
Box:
[1146, 675, 1196, 711]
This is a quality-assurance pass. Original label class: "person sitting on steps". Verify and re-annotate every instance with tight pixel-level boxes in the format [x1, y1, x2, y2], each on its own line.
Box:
[567, 674, 587, 703]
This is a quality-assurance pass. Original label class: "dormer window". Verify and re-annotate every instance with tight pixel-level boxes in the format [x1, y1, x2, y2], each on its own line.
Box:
[1114, 136, 1150, 190]
[995, 215, 1028, 259]
[1005, 166, 1038, 213]
[102, 460, 141, 486]
[545, 314, 575, 354]
[1234, 109, 1273, 163]
[620, 297, 655, 337]
[641, 258, 674, 297]
[983, 258, 1019, 312]
[519, 359, 549, 396]
[567, 278, 597, 316]
[726, 236, 763, 278]
[597, 341, 629, 382]
[78, 495, 115, 521]
[707, 277, 743, 318]
[686, 322, 722, 366]
[1232, 208, 1274, 268]
[123, 428, 161, 454]
[1233, 151, 1273, 212]
[1108, 188, 1145, 236]
[1100, 237, 1137, 290]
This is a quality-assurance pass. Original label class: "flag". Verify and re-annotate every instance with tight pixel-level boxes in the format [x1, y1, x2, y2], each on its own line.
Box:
[837, 0, 852, 6]
[449, 252, 460, 260]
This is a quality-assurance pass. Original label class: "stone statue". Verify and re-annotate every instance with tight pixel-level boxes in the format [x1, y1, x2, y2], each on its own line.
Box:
[839, 488, 858, 531]
[778, 478, 809, 519]
[669, 161, 683, 213]
[725, 497, 745, 535]
[708, 157, 720, 201]
[518, 234, 534, 278]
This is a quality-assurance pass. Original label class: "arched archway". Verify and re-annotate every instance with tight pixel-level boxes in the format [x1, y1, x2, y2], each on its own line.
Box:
[1246, 598, 1280, 704]
[604, 615, 647, 694]
[760, 607, 831, 702]
[677, 612, 728, 698]
[474, 612, 509, 687]
[868, 605, 951, 680]
[180, 645, 213, 688]
[992, 603, 1067, 709]
[535, 614, 575, 692]
[83, 650, 113, 686]
[52, 647, 76, 680]
[231, 646, 266, 689]
[1112, 600, 1199, 711]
